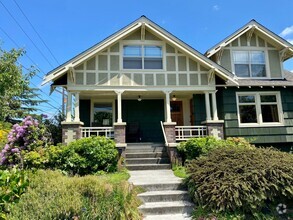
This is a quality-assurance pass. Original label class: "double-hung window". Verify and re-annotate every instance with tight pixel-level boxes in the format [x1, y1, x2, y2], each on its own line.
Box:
[123, 45, 162, 69]
[237, 92, 283, 126]
[233, 51, 266, 77]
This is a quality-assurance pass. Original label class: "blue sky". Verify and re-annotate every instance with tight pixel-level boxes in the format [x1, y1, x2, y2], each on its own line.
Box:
[1, 0, 293, 118]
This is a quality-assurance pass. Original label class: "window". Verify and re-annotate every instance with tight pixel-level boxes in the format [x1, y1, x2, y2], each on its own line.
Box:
[237, 92, 282, 126]
[123, 45, 162, 69]
[233, 51, 266, 77]
[93, 103, 113, 126]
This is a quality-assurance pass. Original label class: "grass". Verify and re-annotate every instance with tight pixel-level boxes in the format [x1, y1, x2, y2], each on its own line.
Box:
[172, 165, 188, 178]
[7, 169, 142, 220]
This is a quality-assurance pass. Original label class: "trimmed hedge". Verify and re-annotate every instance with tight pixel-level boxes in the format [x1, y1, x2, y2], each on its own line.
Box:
[186, 147, 293, 216]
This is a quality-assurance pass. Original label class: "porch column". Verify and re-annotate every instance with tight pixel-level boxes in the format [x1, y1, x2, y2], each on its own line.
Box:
[211, 92, 218, 121]
[205, 92, 211, 121]
[74, 92, 80, 122]
[164, 90, 172, 123]
[66, 92, 72, 122]
[115, 90, 124, 123]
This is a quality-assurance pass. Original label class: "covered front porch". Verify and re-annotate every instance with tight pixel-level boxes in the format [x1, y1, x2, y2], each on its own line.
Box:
[62, 89, 224, 145]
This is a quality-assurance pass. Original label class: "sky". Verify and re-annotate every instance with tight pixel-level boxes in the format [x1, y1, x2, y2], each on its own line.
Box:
[1, 0, 293, 118]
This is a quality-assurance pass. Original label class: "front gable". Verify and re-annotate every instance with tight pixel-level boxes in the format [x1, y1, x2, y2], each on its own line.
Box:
[43, 16, 237, 88]
[206, 20, 293, 80]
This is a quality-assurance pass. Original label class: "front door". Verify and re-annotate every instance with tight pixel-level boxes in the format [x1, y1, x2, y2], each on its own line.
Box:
[171, 101, 184, 126]
[122, 100, 164, 142]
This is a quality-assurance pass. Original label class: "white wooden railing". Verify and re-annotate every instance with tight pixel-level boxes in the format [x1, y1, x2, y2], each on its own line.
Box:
[175, 125, 207, 141]
[160, 121, 168, 145]
[81, 127, 114, 139]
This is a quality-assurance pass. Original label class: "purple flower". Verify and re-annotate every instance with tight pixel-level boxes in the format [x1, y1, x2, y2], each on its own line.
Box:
[41, 114, 48, 119]
[11, 148, 20, 153]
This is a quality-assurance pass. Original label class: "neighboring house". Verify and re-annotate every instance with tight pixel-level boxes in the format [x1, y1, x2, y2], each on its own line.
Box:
[43, 16, 293, 150]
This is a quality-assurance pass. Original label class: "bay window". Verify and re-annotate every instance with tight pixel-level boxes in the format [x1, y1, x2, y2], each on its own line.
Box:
[237, 92, 283, 126]
[123, 45, 162, 69]
[233, 51, 266, 77]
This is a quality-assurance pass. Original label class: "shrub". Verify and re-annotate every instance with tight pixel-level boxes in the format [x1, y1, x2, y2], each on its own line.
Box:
[186, 147, 293, 217]
[178, 136, 254, 162]
[0, 116, 51, 167]
[61, 136, 118, 175]
[7, 170, 142, 220]
[0, 167, 29, 218]
[0, 122, 11, 150]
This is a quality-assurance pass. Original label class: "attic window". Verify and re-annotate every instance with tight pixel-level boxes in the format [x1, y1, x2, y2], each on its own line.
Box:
[233, 51, 266, 77]
[123, 45, 162, 69]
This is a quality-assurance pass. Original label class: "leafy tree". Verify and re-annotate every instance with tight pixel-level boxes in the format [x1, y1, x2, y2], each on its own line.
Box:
[0, 47, 43, 122]
[43, 112, 64, 145]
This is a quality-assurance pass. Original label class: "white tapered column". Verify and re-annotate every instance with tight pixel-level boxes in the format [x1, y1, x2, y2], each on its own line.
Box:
[164, 90, 172, 123]
[205, 92, 211, 121]
[74, 92, 80, 122]
[212, 92, 218, 121]
[66, 92, 72, 122]
[115, 90, 124, 123]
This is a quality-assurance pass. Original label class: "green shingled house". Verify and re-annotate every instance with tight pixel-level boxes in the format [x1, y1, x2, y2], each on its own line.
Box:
[43, 16, 293, 150]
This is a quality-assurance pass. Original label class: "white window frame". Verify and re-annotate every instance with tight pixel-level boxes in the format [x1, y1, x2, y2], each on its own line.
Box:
[232, 50, 268, 79]
[121, 41, 164, 71]
[236, 91, 284, 127]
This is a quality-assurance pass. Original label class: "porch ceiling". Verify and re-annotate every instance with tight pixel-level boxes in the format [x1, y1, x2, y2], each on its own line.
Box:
[79, 90, 201, 100]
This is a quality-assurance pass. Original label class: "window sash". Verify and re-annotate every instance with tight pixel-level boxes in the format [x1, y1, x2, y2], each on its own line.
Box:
[123, 45, 163, 69]
[233, 51, 266, 77]
[237, 93, 282, 126]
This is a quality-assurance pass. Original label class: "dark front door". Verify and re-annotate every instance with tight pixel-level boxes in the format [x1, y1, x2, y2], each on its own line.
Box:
[122, 100, 164, 142]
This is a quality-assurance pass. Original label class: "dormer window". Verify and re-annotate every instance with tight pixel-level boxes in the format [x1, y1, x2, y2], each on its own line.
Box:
[123, 45, 163, 69]
[233, 51, 266, 77]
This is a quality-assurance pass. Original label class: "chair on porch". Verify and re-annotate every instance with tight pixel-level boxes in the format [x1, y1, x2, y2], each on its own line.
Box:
[126, 122, 141, 142]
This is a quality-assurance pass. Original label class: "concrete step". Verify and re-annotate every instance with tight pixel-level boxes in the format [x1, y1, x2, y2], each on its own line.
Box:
[136, 182, 185, 191]
[127, 143, 165, 148]
[126, 152, 168, 158]
[126, 158, 170, 165]
[139, 201, 194, 215]
[126, 147, 166, 153]
[138, 190, 190, 203]
[144, 213, 192, 220]
[126, 164, 171, 171]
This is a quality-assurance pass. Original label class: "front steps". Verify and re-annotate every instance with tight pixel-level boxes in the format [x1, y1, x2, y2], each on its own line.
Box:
[125, 143, 171, 171]
[126, 143, 193, 220]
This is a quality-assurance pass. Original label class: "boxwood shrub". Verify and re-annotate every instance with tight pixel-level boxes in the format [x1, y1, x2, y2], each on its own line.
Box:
[186, 147, 293, 217]
[61, 136, 118, 175]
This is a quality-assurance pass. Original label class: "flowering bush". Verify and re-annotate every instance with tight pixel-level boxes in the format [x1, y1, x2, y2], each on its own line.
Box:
[0, 122, 11, 149]
[0, 116, 51, 167]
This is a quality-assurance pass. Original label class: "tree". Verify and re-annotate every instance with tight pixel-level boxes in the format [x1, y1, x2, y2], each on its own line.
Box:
[0, 47, 43, 122]
[43, 112, 64, 145]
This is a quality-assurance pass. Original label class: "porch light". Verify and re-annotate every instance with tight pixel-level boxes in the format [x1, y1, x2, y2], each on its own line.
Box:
[138, 95, 142, 101]
[172, 95, 176, 101]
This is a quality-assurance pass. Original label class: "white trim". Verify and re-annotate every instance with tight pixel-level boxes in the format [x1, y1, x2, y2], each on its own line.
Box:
[236, 91, 284, 127]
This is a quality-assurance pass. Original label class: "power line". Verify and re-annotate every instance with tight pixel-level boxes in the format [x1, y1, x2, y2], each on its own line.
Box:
[0, 0, 55, 68]
[11, 0, 60, 65]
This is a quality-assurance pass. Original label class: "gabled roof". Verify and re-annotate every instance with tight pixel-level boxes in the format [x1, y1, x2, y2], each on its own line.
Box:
[205, 19, 293, 59]
[42, 16, 238, 85]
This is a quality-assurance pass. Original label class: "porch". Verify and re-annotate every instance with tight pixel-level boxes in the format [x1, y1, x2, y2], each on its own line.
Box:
[61, 89, 224, 145]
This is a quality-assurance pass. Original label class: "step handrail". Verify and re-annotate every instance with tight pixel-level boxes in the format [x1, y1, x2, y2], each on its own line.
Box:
[160, 121, 168, 146]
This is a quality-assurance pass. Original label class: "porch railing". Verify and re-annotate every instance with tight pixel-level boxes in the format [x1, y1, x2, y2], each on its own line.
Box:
[81, 127, 114, 139]
[175, 125, 207, 141]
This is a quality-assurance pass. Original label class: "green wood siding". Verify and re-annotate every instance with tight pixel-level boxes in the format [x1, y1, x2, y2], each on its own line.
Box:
[217, 87, 293, 144]
[80, 100, 91, 127]
[193, 94, 206, 125]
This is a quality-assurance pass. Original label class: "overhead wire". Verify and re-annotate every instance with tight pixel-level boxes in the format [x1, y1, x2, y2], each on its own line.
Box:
[11, 0, 60, 65]
[0, 0, 55, 68]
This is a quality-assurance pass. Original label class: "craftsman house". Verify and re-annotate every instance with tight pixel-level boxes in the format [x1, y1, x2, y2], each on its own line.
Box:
[43, 16, 293, 150]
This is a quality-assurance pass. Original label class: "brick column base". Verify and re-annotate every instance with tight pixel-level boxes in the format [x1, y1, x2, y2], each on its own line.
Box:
[163, 122, 181, 165]
[114, 122, 127, 158]
[61, 121, 84, 145]
[205, 120, 225, 139]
